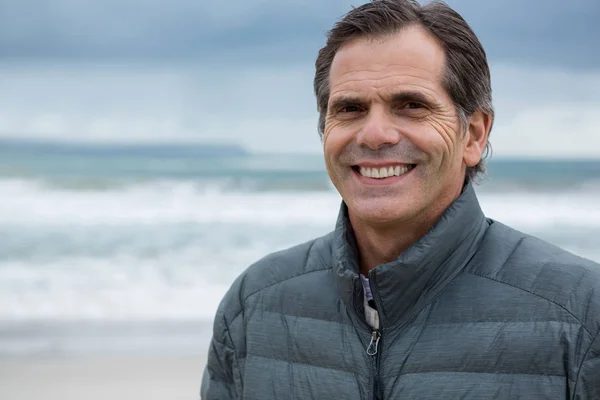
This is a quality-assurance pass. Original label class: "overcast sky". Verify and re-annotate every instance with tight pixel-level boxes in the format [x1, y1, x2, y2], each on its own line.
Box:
[0, 0, 599, 157]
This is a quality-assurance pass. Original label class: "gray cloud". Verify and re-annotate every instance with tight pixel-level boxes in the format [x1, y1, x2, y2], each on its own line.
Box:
[447, 0, 600, 69]
[0, 0, 345, 63]
[0, 0, 598, 69]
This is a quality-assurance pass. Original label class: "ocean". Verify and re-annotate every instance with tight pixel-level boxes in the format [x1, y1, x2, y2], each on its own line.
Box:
[1, 142, 599, 357]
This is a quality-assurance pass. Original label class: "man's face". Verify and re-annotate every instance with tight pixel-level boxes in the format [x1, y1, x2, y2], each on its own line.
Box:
[323, 25, 479, 227]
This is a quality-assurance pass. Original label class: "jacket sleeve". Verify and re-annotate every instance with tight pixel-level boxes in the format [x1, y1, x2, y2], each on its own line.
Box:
[574, 330, 600, 399]
[200, 310, 241, 399]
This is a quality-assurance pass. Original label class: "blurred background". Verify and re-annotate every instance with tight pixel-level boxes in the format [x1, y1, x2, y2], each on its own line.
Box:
[0, 0, 599, 399]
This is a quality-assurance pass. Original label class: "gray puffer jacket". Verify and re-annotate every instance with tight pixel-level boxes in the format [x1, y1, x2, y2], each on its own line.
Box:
[201, 183, 600, 399]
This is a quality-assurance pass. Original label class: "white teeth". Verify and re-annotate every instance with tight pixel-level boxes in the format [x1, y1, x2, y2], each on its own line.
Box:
[358, 165, 413, 179]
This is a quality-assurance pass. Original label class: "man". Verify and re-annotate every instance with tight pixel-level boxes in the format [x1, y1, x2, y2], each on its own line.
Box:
[201, 0, 600, 398]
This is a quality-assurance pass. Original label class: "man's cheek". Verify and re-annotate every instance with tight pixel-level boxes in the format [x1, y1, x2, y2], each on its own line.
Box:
[323, 125, 335, 147]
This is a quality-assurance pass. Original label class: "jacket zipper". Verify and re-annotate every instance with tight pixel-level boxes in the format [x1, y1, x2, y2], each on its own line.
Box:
[366, 330, 380, 356]
[366, 274, 384, 400]
[366, 329, 382, 400]
[356, 274, 384, 399]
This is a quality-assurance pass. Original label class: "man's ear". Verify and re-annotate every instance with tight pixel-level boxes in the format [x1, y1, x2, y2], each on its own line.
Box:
[463, 110, 492, 167]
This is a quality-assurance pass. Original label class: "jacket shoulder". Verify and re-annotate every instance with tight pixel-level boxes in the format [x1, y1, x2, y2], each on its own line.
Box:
[468, 220, 600, 335]
[214, 231, 334, 324]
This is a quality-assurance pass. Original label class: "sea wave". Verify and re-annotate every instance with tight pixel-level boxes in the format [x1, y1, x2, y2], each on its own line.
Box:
[0, 257, 230, 321]
[0, 178, 340, 226]
[1, 177, 600, 228]
[1, 177, 599, 322]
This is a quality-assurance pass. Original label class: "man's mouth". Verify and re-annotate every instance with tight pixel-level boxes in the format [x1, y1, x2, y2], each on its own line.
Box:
[352, 164, 416, 179]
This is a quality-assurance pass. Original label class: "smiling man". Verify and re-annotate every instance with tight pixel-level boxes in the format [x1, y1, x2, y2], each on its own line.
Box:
[201, 1, 600, 399]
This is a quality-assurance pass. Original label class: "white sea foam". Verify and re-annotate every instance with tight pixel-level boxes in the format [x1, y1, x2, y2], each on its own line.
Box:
[478, 190, 600, 229]
[1, 178, 600, 228]
[0, 257, 230, 321]
[0, 178, 599, 322]
[0, 178, 341, 226]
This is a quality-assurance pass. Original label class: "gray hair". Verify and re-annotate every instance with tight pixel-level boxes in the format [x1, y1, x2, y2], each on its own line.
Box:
[314, 0, 494, 180]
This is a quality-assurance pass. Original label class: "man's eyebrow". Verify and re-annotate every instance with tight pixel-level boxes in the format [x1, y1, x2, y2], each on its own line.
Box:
[328, 96, 368, 111]
[328, 91, 437, 112]
[389, 91, 434, 106]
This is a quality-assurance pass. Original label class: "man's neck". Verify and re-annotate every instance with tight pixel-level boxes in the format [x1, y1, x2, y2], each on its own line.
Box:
[351, 215, 431, 276]
[350, 184, 466, 276]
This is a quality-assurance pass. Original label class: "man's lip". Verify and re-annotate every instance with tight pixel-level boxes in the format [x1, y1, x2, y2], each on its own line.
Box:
[351, 162, 416, 168]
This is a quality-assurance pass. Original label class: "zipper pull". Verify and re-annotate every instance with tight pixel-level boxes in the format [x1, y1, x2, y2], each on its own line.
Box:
[366, 330, 381, 356]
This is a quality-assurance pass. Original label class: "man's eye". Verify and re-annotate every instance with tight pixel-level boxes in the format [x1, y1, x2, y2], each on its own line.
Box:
[404, 102, 423, 109]
[340, 105, 361, 113]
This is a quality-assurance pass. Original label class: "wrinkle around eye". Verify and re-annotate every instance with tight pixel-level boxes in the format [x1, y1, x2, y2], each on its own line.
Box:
[394, 104, 430, 119]
[329, 106, 365, 120]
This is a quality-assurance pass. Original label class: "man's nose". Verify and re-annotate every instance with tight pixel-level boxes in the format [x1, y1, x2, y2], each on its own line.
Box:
[355, 108, 400, 150]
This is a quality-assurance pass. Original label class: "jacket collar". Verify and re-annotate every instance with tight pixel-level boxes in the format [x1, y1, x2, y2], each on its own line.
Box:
[332, 181, 489, 330]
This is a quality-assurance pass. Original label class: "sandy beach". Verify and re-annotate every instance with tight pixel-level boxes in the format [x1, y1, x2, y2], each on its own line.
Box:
[0, 355, 207, 400]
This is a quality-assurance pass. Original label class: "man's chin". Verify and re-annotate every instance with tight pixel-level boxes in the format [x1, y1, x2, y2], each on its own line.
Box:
[347, 201, 413, 226]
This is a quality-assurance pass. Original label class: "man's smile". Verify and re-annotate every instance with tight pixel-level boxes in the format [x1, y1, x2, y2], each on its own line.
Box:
[350, 162, 417, 185]
[352, 164, 416, 179]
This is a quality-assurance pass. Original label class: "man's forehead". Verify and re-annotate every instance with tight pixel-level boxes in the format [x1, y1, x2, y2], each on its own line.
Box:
[328, 25, 446, 91]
